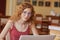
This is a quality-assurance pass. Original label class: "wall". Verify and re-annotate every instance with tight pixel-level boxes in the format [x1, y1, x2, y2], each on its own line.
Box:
[33, 0, 60, 16]
[6, 0, 60, 16]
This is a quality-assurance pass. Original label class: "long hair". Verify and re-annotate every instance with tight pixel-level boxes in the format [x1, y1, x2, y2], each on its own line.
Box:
[10, 2, 35, 23]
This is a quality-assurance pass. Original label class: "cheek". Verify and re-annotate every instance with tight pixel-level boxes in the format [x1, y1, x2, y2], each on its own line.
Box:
[28, 14, 31, 18]
[28, 15, 31, 18]
[27, 15, 31, 19]
[21, 13, 25, 17]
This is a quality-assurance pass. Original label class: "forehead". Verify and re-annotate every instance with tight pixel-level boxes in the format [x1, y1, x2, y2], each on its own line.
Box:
[23, 8, 31, 12]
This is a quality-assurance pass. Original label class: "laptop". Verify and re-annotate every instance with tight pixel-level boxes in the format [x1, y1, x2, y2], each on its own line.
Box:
[19, 35, 56, 40]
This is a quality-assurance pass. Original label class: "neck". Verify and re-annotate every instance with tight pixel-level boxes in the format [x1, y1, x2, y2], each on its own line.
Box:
[17, 19, 26, 24]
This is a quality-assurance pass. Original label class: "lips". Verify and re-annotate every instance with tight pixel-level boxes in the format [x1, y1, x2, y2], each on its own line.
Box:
[25, 18, 28, 19]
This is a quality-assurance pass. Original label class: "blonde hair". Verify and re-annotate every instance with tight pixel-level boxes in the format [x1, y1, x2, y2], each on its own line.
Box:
[10, 2, 35, 23]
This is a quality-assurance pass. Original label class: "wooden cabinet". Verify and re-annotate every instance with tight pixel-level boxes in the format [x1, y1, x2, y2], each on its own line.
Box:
[35, 14, 50, 35]
[46, 15, 60, 26]
[36, 20, 50, 35]
[41, 21, 50, 35]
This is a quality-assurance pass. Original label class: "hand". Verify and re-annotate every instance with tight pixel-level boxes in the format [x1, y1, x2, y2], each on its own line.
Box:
[0, 34, 3, 40]
[0, 38, 4, 40]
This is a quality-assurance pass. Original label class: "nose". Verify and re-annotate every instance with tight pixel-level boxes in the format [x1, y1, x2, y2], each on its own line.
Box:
[25, 13, 29, 17]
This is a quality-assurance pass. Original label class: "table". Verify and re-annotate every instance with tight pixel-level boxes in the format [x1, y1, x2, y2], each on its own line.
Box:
[49, 25, 60, 40]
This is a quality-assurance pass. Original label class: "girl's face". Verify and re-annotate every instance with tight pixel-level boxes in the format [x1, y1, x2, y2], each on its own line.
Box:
[21, 8, 32, 21]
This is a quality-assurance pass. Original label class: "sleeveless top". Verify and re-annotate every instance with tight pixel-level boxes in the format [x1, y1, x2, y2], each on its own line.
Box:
[10, 23, 30, 40]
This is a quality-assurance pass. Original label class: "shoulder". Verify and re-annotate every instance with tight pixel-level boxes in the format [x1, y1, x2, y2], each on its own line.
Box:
[7, 20, 13, 24]
[5, 20, 14, 29]
[8, 20, 13, 22]
[6, 20, 14, 27]
[29, 21, 35, 28]
[29, 21, 35, 25]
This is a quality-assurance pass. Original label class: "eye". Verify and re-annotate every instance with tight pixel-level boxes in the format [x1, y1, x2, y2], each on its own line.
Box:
[23, 11, 26, 14]
[28, 12, 31, 16]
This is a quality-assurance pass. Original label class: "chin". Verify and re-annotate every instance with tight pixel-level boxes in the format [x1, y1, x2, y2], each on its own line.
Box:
[23, 19, 28, 21]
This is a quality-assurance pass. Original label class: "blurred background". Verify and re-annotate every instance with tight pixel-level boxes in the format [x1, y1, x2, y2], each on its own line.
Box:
[0, 0, 60, 40]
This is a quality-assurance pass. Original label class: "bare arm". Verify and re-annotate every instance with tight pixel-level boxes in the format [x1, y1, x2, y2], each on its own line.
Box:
[30, 23, 39, 35]
[0, 20, 13, 39]
[5, 31, 10, 40]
